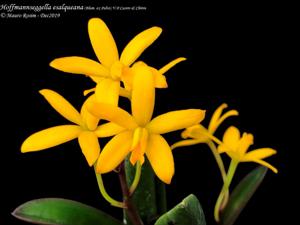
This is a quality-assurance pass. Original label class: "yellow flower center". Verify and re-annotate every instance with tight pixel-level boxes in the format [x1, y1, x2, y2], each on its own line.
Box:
[110, 61, 124, 80]
[130, 127, 149, 165]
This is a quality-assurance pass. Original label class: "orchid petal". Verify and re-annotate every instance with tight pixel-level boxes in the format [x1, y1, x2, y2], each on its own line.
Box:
[171, 139, 206, 150]
[222, 126, 241, 151]
[131, 62, 155, 126]
[95, 122, 126, 137]
[21, 125, 82, 152]
[88, 18, 119, 67]
[251, 159, 278, 173]
[50, 57, 109, 77]
[96, 131, 132, 173]
[242, 148, 277, 161]
[78, 131, 100, 166]
[150, 67, 168, 88]
[40, 89, 84, 126]
[209, 105, 238, 134]
[120, 27, 162, 66]
[181, 124, 208, 141]
[80, 94, 99, 131]
[95, 79, 120, 105]
[147, 109, 205, 134]
[208, 103, 228, 132]
[158, 57, 186, 74]
[146, 134, 174, 184]
[87, 102, 137, 130]
[238, 133, 254, 154]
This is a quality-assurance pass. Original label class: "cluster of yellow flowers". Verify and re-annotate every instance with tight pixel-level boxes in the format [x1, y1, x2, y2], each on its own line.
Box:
[21, 18, 277, 200]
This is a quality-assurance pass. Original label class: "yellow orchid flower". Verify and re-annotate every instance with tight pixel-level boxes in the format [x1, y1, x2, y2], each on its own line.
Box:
[21, 89, 124, 166]
[172, 103, 238, 149]
[50, 17, 185, 104]
[218, 126, 278, 173]
[171, 104, 238, 209]
[87, 63, 205, 184]
[214, 125, 278, 221]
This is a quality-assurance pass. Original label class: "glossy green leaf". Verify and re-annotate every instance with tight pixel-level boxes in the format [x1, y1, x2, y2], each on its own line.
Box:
[154, 194, 206, 225]
[125, 158, 158, 224]
[12, 198, 123, 225]
[221, 166, 268, 225]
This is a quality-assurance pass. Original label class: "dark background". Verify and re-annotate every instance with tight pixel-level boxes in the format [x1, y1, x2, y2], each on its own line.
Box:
[1, 1, 296, 224]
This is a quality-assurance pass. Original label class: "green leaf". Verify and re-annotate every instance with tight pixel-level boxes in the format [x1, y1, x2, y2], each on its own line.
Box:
[12, 198, 123, 225]
[155, 177, 167, 215]
[154, 194, 206, 225]
[125, 158, 158, 224]
[221, 166, 268, 225]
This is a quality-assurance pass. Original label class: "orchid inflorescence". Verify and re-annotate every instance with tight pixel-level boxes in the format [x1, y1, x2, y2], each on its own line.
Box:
[20, 18, 277, 224]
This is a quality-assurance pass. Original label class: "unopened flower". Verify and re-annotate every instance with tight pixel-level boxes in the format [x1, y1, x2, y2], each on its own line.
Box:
[172, 103, 238, 149]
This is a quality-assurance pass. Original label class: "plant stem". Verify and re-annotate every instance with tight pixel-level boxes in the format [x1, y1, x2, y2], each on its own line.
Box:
[129, 161, 142, 195]
[94, 167, 125, 208]
[207, 141, 227, 182]
[214, 160, 238, 222]
[207, 141, 229, 209]
[118, 162, 144, 225]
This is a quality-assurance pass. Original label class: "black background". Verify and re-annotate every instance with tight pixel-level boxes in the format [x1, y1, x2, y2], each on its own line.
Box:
[1, 1, 297, 224]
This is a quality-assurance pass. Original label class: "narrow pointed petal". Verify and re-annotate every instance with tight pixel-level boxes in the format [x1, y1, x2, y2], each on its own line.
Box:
[242, 148, 277, 161]
[158, 57, 186, 75]
[50, 57, 110, 77]
[21, 125, 82, 152]
[88, 18, 119, 67]
[120, 27, 162, 66]
[96, 131, 133, 173]
[208, 103, 228, 132]
[87, 102, 137, 130]
[95, 79, 120, 105]
[131, 62, 155, 126]
[211, 110, 239, 133]
[147, 109, 206, 134]
[80, 94, 99, 131]
[150, 67, 168, 88]
[251, 159, 278, 173]
[146, 134, 174, 184]
[39, 89, 84, 126]
[78, 131, 100, 166]
[95, 122, 126, 137]
[171, 139, 205, 150]
[222, 126, 241, 150]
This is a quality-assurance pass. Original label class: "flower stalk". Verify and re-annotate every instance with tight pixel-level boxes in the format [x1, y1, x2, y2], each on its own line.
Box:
[118, 162, 144, 225]
[207, 141, 229, 209]
[129, 161, 142, 195]
[214, 160, 238, 222]
[94, 167, 125, 208]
